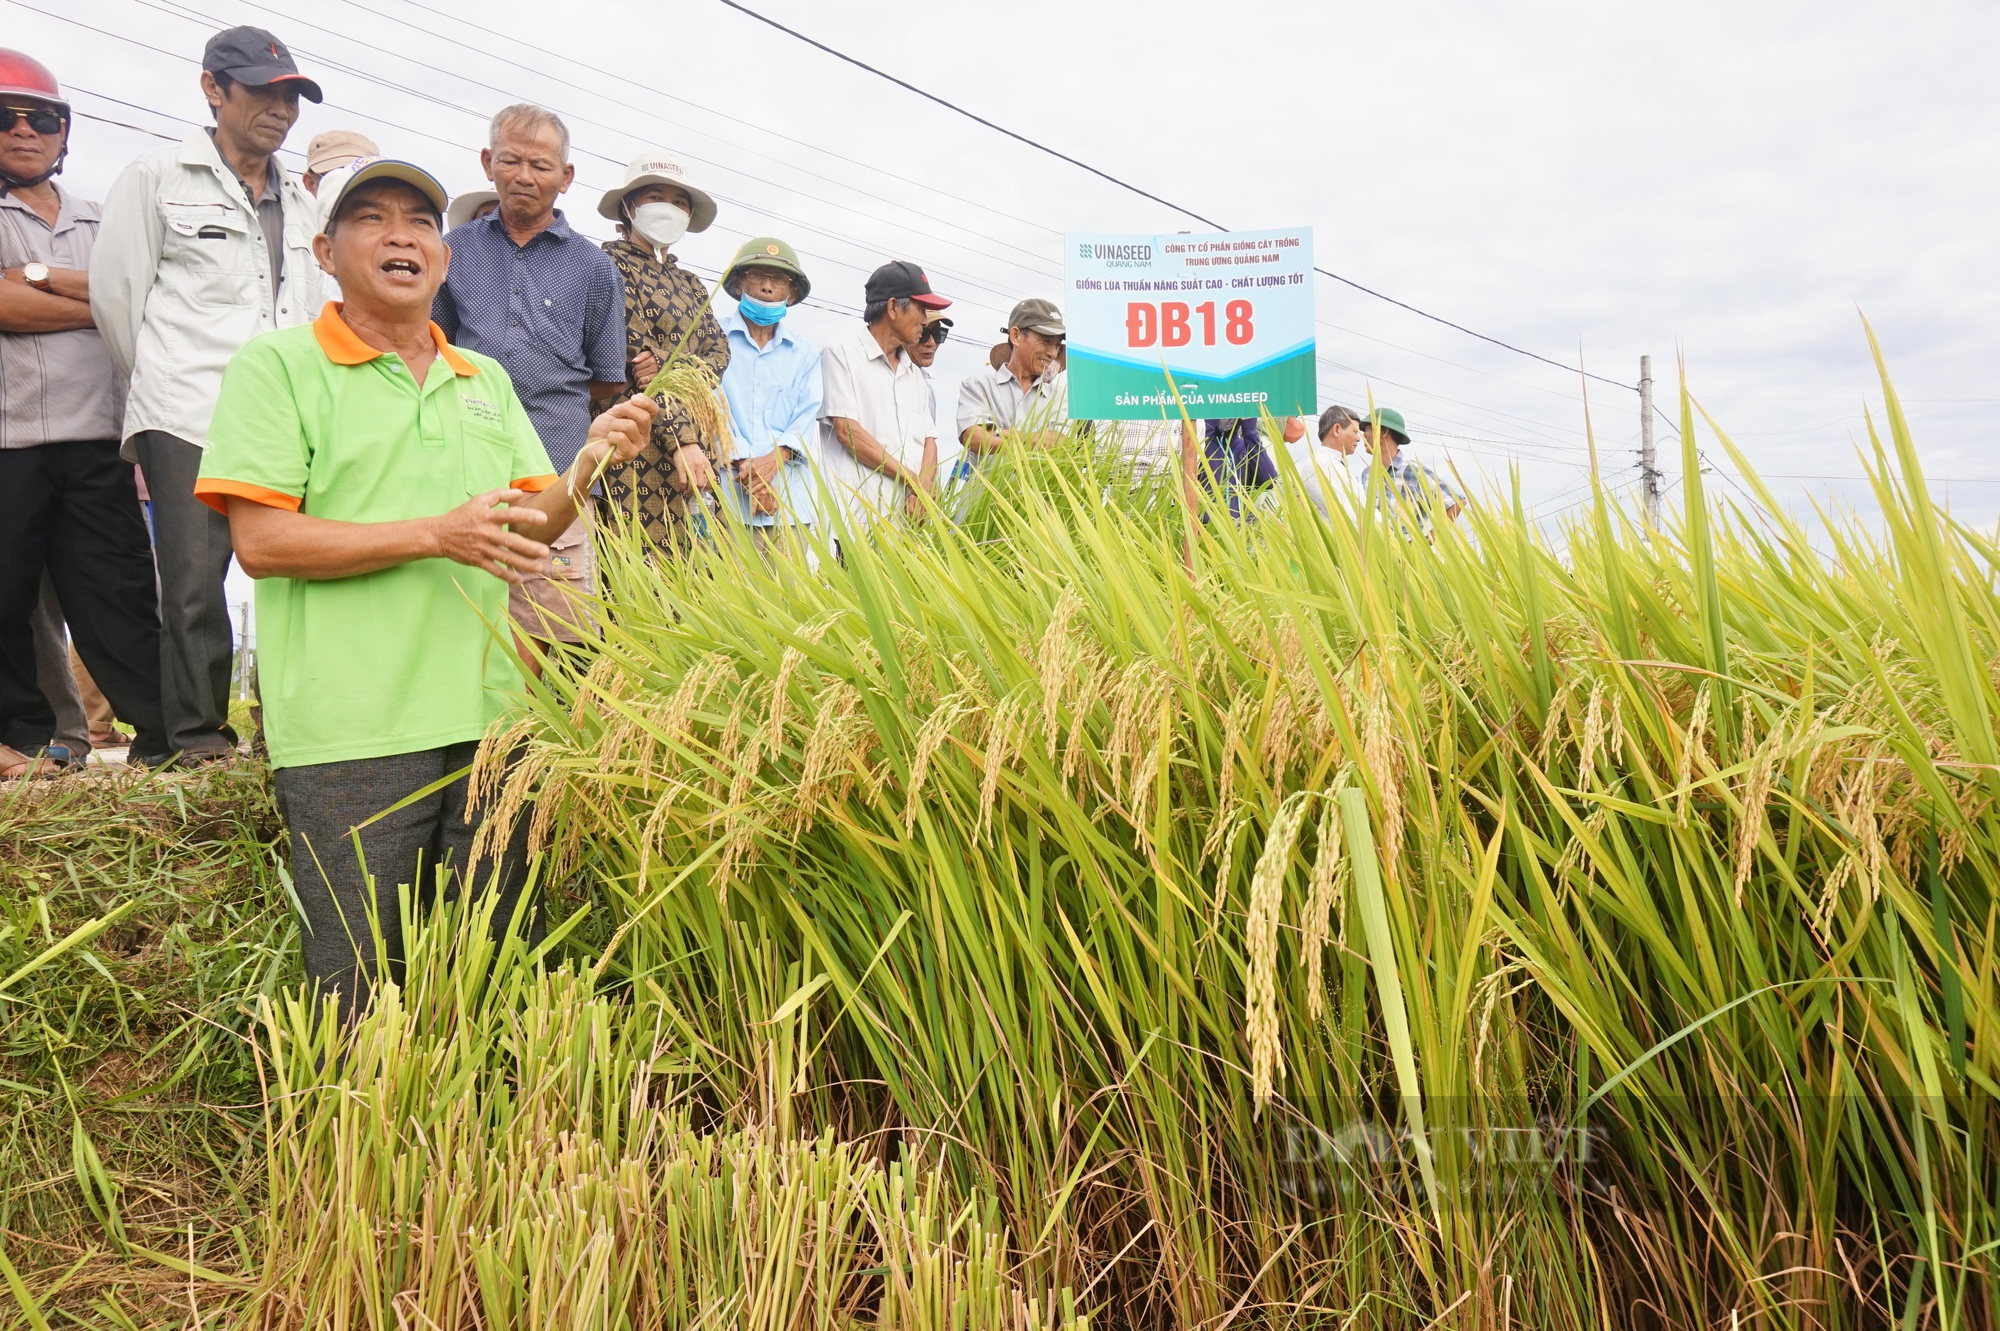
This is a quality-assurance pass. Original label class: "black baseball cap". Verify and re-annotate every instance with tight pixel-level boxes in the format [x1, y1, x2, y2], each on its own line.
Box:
[864, 259, 950, 310]
[202, 26, 323, 103]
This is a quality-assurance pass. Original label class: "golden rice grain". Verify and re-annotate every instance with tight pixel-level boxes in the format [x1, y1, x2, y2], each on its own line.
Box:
[1247, 795, 1308, 1107]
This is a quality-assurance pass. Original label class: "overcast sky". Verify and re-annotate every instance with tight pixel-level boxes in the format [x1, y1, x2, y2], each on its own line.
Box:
[18, 0, 2000, 531]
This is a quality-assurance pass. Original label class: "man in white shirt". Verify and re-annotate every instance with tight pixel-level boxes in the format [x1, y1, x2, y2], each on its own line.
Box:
[818, 260, 948, 545]
[1280, 404, 1362, 517]
[907, 308, 950, 418]
[90, 25, 322, 764]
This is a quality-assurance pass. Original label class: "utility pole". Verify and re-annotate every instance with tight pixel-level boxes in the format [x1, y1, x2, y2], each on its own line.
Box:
[1638, 355, 1661, 527]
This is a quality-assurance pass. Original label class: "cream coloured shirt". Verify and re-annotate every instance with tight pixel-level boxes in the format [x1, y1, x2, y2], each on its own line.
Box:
[816, 326, 935, 530]
[90, 130, 320, 451]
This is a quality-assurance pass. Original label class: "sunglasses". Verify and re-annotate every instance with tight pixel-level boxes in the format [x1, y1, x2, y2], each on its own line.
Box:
[918, 321, 952, 345]
[1, 106, 66, 136]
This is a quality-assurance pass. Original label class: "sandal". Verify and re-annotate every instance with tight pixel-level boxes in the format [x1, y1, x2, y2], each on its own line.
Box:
[44, 744, 87, 772]
[0, 744, 58, 780]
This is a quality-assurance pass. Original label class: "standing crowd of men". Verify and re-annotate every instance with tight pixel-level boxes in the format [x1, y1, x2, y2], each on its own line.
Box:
[0, 28, 1462, 1016]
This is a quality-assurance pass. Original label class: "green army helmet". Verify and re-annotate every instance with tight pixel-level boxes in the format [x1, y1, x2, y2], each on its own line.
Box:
[1360, 406, 1410, 445]
[723, 236, 811, 305]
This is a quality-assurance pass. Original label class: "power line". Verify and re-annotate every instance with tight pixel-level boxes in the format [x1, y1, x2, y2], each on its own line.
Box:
[1315, 353, 1594, 448]
[71, 90, 879, 328]
[36, 0, 1623, 475]
[63, 82, 890, 328]
[153, 0, 1608, 461]
[96, 0, 1615, 453]
[206, 0, 1066, 278]
[1697, 450, 1768, 515]
[1309, 361, 1594, 456]
[1317, 317, 1590, 403]
[713, 0, 1213, 229]
[321, 0, 1617, 446]
[105, 0, 1044, 315]
[1727, 472, 2000, 484]
[299, 0, 1070, 272]
[67, 82, 305, 158]
[72, 108, 175, 140]
[21, 1, 489, 161]
[1532, 463, 1646, 521]
[39, 0, 1018, 327]
[392, 0, 1064, 240]
[711, 0, 1640, 394]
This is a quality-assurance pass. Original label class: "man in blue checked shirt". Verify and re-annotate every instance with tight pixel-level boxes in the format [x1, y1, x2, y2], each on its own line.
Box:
[1359, 406, 1464, 536]
[433, 103, 626, 655]
[715, 237, 821, 555]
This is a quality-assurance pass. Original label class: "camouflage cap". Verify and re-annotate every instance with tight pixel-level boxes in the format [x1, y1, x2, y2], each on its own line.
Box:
[723, 236, 811, 304]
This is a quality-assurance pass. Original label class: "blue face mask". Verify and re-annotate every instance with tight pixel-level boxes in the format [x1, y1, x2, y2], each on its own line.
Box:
[738, 293, 787, 327]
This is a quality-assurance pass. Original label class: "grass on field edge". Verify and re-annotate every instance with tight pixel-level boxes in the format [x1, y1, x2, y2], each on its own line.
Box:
[0, 767, 291, 1327]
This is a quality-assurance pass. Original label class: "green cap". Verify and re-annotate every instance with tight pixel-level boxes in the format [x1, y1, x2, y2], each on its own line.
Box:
[1360, 406, 1409, 443]
[1005, 297, 1065, 336]
[723, 237, 811, 304]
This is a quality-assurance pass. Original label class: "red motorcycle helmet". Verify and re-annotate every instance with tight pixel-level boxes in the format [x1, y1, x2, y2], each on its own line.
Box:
[0, 49, 67, 112]
[0, 50, 70, 195]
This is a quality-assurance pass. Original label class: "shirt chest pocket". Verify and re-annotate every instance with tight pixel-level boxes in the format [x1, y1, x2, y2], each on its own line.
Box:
[461, 423, 521, 498]
[524, 285, 588, 346]
[160, 203, 256, 307]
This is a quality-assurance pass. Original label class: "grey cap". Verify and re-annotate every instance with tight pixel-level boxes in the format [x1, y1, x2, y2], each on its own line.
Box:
[201, 26, 321, 102]
[1005, 297, 1065, 336]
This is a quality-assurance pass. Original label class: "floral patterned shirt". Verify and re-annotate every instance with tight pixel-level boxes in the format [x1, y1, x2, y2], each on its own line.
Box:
[597, 237, 730, 549]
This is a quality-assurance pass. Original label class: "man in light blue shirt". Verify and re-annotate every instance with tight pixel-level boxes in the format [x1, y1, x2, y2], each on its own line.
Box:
[716, 237, 820, 550]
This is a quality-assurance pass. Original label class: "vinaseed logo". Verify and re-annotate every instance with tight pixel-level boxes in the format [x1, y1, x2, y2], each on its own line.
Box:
[1080, 241, 1153, 269]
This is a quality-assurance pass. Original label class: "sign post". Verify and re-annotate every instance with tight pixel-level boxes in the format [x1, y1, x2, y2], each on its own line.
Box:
[1063, 227, 1316, 422]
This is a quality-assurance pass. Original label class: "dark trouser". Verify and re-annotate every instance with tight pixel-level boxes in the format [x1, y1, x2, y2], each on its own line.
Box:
[273, 742, 538, 1027]
[0, 441, 166, 758]
[134, 430, 237, 757]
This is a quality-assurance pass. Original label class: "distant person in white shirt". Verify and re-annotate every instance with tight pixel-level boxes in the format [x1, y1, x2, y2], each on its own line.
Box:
[1281, 404, 1363, 516]
[818, 260, 948, 544]
[908, 308, 951, 420]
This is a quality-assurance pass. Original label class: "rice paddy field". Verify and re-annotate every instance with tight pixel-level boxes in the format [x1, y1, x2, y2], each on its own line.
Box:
[2, 356, 1995, 1328]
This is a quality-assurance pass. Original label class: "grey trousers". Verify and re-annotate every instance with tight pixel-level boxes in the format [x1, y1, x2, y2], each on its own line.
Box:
[31, 574, 90, 757]
[133, 431, 237, 757]
[273, 742, 538, 1026]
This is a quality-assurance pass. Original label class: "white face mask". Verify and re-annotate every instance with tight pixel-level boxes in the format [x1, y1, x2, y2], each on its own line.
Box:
[631, 201, 689, 249]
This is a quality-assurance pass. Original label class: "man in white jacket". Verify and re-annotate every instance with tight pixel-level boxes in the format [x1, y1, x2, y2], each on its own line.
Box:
[90, 25, 322, 764]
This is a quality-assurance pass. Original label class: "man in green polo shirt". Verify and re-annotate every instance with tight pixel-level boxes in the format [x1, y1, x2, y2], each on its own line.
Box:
[195, 158, 656, 1023]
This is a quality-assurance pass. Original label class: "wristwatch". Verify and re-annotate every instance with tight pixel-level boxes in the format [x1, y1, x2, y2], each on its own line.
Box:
[22, 262, 51, 291]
